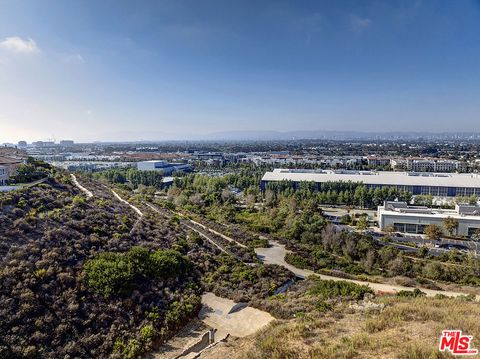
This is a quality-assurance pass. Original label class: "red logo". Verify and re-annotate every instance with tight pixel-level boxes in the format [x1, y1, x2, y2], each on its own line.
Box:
[439, 330, 478, 355]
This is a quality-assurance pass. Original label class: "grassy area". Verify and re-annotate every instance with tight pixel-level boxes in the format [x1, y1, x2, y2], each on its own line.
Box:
[243, 295, 480, 358]
[207, 278, 480, 359]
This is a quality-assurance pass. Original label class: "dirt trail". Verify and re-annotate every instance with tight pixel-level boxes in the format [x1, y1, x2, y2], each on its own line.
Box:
[110, 189, 143, 217]
[70, 174, 93, 199]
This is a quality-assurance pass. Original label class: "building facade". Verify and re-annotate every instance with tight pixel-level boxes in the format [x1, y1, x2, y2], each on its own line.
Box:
[390, 158, 467, 173]
[0, 165, 8, 185]
[260, 169, 480, 198]
[137, 160, 192, 175]
[378, 201, 480, 237]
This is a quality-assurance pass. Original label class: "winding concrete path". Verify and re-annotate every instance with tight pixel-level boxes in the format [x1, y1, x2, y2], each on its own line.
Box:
[110, 189, 143, 217]
[70, 174, 93, 199]
[255, 240, 480, 300]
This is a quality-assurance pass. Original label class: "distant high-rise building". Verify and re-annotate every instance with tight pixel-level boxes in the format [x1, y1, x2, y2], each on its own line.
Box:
[32, 141, 56, 147]
[60, 140, 75, 146]
[18, 141, 27, 148]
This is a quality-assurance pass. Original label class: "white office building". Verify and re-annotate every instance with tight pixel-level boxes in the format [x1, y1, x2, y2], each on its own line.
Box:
[137, 160, 191, 175]
[378, 201, 480, 237]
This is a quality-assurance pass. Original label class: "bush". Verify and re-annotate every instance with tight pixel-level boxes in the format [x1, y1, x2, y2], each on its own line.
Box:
[127, 246, 153, 277]
[309, 278, 373, 300]
[84, 252, 134, 297]
[150, 249, 189, 279]
[285, 253, 313, 270]
[84, 248, 190, 296]
[396, 288, 426, 298]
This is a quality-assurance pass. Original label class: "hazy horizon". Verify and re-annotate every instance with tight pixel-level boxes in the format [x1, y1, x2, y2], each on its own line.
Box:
[2, 0, 480, 142]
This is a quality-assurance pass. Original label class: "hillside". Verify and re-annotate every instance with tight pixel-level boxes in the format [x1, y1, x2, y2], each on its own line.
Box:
[201, 277, 480, 359]
[0, 167, 292, 358]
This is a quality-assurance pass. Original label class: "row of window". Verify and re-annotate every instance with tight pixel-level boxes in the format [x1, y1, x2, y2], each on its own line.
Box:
[393, 222, 480, 237]
[367, 184, 480, 196]
[393, 223, 427, 234]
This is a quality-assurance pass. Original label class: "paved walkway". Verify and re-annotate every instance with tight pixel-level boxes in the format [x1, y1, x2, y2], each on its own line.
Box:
[199, 292, 274, 337]
[255, 240, 480, 300]
[152, 292, 273, 358]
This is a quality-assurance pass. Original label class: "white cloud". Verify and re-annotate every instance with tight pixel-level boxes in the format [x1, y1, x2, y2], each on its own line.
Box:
[350, 16, 372, 32]
[63, 53, 85, 64]
[0, 36, 39, 54]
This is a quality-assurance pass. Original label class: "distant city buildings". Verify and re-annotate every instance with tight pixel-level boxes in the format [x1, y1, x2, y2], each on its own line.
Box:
[52, 161, 132, 172]
[32, 141, 56, 148]
[378, 201, 480, 237]
[59, 140, 75, 146]
[17, 141, 27, 148]
[391, 158, 467, 173]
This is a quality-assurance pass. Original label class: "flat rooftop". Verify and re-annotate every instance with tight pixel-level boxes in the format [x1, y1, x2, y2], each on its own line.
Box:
[261, 169, 480, 188]
[379, 202, 480, 221]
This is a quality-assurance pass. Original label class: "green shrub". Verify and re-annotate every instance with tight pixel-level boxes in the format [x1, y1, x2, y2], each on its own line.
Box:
[84, 247, 191, 297]
[84, 252, 134, 297]
[285, 253, 312, 270]
[150, 249, 189, 279]
[127, 246, 153, 277]
[164, 294, 201, 331]
[309, 278, 373, 300]
[139, 324, 155, 345]
[396, 288, 426, 298]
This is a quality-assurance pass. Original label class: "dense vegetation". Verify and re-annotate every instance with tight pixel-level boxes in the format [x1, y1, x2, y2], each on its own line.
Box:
[84, 247, 190, 297]
[10, 158, 52, 184]
[153, 167, 480, 288]
[0, 167, 292, 358]
[93, 168, 165, 189]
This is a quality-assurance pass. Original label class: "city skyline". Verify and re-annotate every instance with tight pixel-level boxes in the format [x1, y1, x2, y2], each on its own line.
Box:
[2, 0, 480, 142]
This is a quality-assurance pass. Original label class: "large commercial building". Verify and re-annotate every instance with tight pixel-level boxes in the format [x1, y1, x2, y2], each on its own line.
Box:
[260, 169, 480, 198]
[137, 160, 192, 175]
[378, 201, 480, 237]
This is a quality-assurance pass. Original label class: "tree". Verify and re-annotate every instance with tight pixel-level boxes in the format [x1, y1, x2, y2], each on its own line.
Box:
[84, 252, 134, 297]
[356, 216, 369, 232]
[384, 224, 396, 238]
[424, 224, 443, 242]
[442, 217, 459, 237]
[471, 229, 480, 256]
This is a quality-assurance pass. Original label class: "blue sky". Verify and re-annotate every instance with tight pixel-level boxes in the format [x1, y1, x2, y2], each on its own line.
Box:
[1, 0, 480, 142]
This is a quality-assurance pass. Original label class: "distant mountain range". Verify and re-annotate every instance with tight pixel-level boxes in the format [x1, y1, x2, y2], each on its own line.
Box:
[190, 130, 480, 141]
[72, 130, 480, 143]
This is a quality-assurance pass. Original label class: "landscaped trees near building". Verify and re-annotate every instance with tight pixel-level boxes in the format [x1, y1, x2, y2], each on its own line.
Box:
[384, 224, 396, 238]
[443, 217, 459, 237]
[424, 224, 443, 241]
[356, 216, 369, 232]
[10, 158, 51, 184]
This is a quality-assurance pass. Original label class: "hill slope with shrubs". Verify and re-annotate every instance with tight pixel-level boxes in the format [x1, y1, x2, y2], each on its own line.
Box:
[0, 169, 292, 358]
